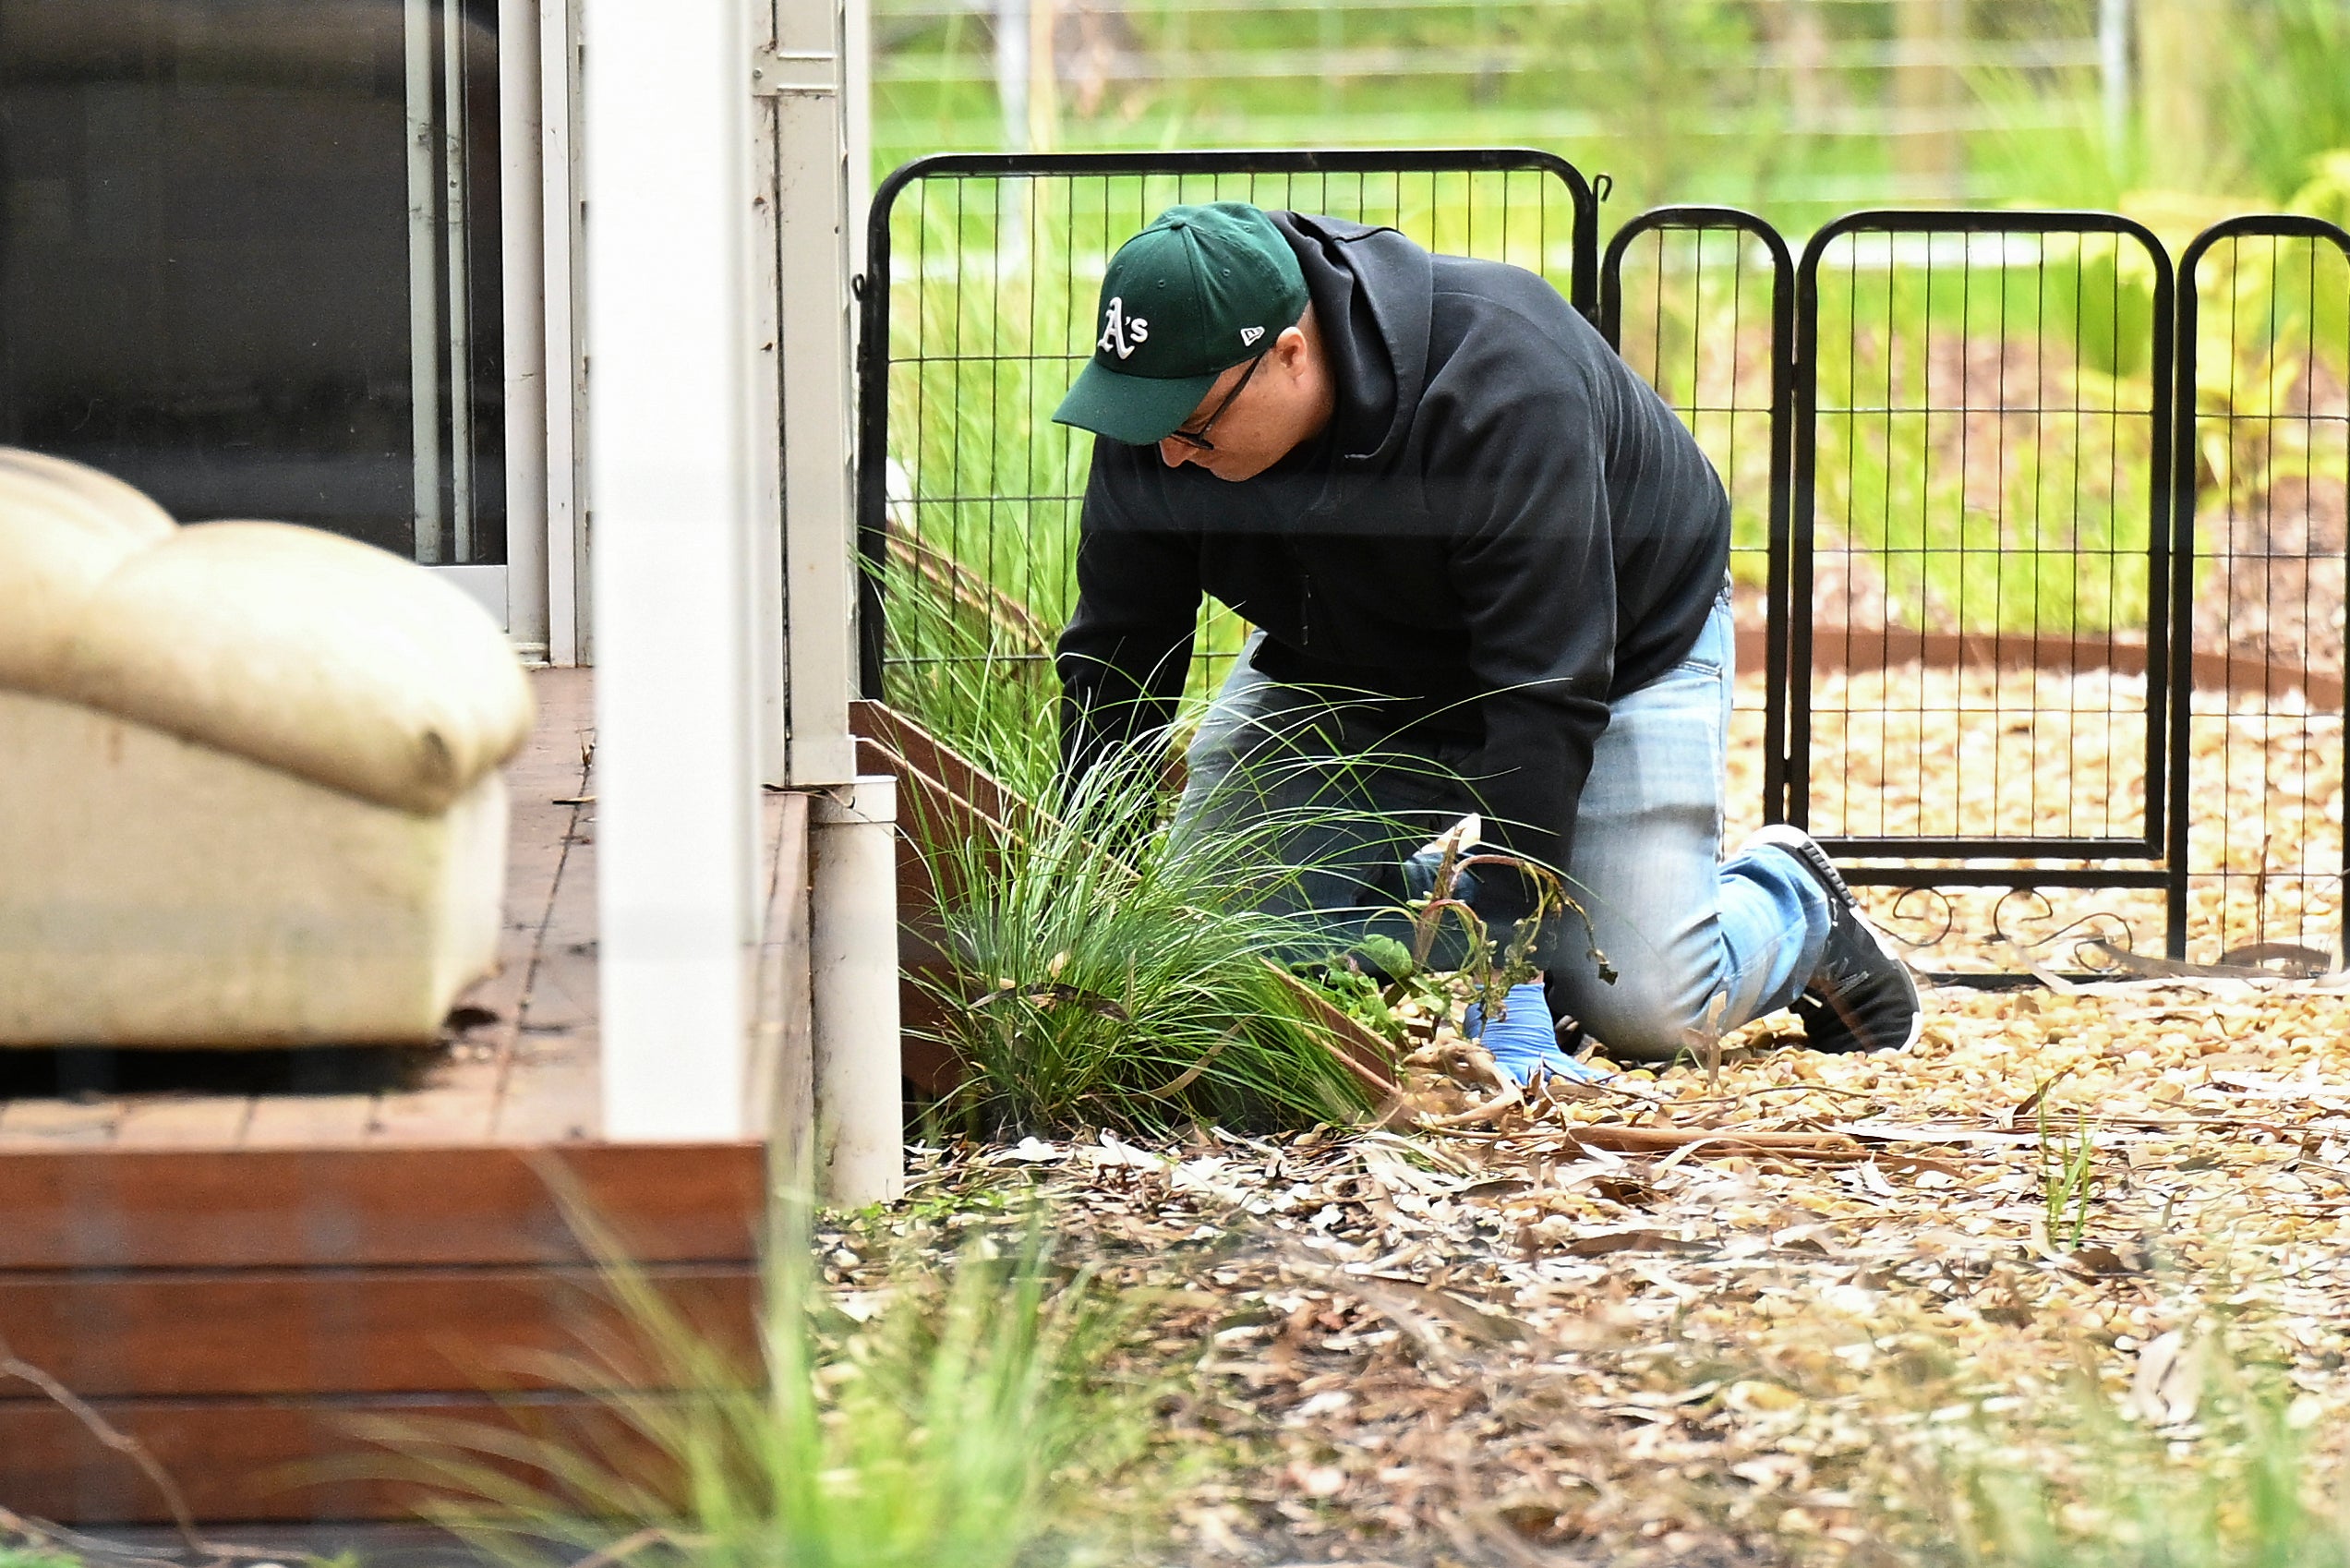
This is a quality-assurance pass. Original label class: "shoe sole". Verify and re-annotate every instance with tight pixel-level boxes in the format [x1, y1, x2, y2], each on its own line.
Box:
[1745, 823, 1858, 903]
[1744, 825, 1925, 1054]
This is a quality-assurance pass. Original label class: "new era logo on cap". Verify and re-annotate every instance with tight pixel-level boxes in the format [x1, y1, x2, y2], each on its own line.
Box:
[1239, 325, 1265, 346]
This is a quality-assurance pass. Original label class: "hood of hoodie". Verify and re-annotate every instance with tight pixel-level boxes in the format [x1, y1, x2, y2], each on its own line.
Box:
[1271, 211, 1431, 472]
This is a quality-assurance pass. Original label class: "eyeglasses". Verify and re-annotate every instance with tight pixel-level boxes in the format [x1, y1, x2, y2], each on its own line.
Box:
[1162, 352, 1266, 452]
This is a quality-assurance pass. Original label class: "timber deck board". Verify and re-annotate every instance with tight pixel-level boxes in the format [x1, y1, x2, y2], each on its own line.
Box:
[0, 1145, 766, 1271]
[0, 1392, 661, 1523]
[0, 1140, 766, 1524]
[0, 1263, 761, 1397]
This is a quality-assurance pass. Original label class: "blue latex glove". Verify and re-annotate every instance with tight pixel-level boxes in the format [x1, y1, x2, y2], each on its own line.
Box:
[1464, 982, 1608, 1086]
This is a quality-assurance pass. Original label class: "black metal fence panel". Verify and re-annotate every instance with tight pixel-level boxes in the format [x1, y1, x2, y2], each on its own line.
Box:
[1599, 207, 1794, 841]
[1793, 210, 2176, 859]
[855, 150, 1597, 753]
[1786, 211, 2182, 973]
[2173, 218, 2350, 968]
[856, 147, 2350, 976]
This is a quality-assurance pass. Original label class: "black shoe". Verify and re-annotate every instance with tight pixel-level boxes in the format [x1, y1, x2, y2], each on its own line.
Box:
[1743, 826, 1922, 1055]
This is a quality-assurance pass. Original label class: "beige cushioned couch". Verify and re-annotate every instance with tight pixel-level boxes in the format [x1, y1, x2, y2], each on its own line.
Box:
[0, 449, 534, 1045]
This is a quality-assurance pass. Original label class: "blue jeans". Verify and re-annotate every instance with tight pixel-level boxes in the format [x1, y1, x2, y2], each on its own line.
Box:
[1171, 589, 1827, 1060]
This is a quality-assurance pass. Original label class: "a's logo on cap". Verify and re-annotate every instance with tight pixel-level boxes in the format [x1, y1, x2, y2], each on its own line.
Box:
[1239, 325, 1265, 347]
[1099, 296, 1150, 359]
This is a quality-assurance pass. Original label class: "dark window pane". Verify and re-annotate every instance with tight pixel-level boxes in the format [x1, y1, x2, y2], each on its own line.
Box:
[0, 0, 504, 564]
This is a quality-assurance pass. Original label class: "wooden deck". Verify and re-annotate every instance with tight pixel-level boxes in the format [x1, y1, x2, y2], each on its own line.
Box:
[0, 669, 778, 1526]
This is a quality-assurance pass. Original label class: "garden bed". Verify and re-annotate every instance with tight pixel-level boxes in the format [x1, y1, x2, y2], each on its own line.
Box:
[833, 968, 2350, 1564]
[813, 654, 2350, 1565]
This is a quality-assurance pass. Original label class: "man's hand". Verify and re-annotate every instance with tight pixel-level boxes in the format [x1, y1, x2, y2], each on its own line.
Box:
[1465, 981, 1606, 1085]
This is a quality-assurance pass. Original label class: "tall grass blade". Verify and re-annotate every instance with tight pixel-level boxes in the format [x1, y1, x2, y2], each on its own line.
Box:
[915, 717, 1416, 1136]
[357, 1187, 1145, 1568]
[1881, 1326, 2350, 1568]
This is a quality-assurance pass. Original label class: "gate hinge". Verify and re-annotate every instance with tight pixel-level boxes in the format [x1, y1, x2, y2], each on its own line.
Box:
[752, 46, 837, 98]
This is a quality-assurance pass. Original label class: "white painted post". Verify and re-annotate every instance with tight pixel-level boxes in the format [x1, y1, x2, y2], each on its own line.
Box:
[809, 777, 903, 1204]
[404, 0, 446, 565]
[745, 11, 790, 793]
[584, 0, 759, 1142]
[541, 0, 586, 667]
[499, 0, 549, 659]
[770, 0, 902, 1202]
[774, 3, 861, 790]
[843, 0, 873, 281]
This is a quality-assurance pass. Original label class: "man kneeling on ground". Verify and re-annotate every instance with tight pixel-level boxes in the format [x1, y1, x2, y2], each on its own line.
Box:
[1049, 199, 1921, 1080]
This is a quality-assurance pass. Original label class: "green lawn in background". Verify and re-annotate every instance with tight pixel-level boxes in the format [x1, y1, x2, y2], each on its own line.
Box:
[873, 0, 2350, 228]
[865, 0, 2350, 751]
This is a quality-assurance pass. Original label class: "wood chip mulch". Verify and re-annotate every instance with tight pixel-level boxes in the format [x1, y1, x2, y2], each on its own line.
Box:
[829, 974, 2350, 1567]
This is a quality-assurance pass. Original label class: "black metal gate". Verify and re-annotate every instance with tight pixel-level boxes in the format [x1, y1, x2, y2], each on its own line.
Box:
[2171, 217, 2350, 970]
[855, 148, 2350, 978]
[854, 149, 1597, 726]
[1789, 211, 2180, 974]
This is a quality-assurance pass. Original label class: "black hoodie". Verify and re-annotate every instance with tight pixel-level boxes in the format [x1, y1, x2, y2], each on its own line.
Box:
[1056, 211, 1731, 921]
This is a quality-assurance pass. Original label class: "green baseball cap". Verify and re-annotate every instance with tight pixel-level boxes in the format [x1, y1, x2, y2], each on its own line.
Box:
[1053, 201, 1310, 445]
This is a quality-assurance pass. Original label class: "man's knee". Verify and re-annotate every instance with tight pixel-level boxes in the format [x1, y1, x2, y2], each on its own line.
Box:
[1548, 964, 1718, 1063]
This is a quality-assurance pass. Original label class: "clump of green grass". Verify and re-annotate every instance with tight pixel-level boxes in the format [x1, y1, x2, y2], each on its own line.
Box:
[875, 520, 1469, 1138]
[371, 1194, 1146, 1568]
[915, 724, 1381, 1138]
[1874, 1326, 2350, 1568]
[873, 545, 1065, 798]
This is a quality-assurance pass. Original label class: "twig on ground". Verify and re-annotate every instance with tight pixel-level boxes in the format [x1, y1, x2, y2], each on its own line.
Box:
[0, 1340, 290, 1567]
[0, 1336, 217, 1562]
[1436, 1121, 1877, 1163]
[1410, 1087, 1525, 1131]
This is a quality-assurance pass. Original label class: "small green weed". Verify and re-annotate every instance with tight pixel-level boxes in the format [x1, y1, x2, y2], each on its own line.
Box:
[2035, 1089, 2097, 1250]
[1298, 956, 1412, 1047]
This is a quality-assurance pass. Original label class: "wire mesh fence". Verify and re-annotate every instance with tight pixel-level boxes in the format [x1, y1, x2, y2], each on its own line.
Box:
[2174, 219, 2350, 967]
[1599, 208, 1794, 843]
[1790, 212, 2178, 970]
[856, 147, 2350, 975]
[857, 151, 1594, 778]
